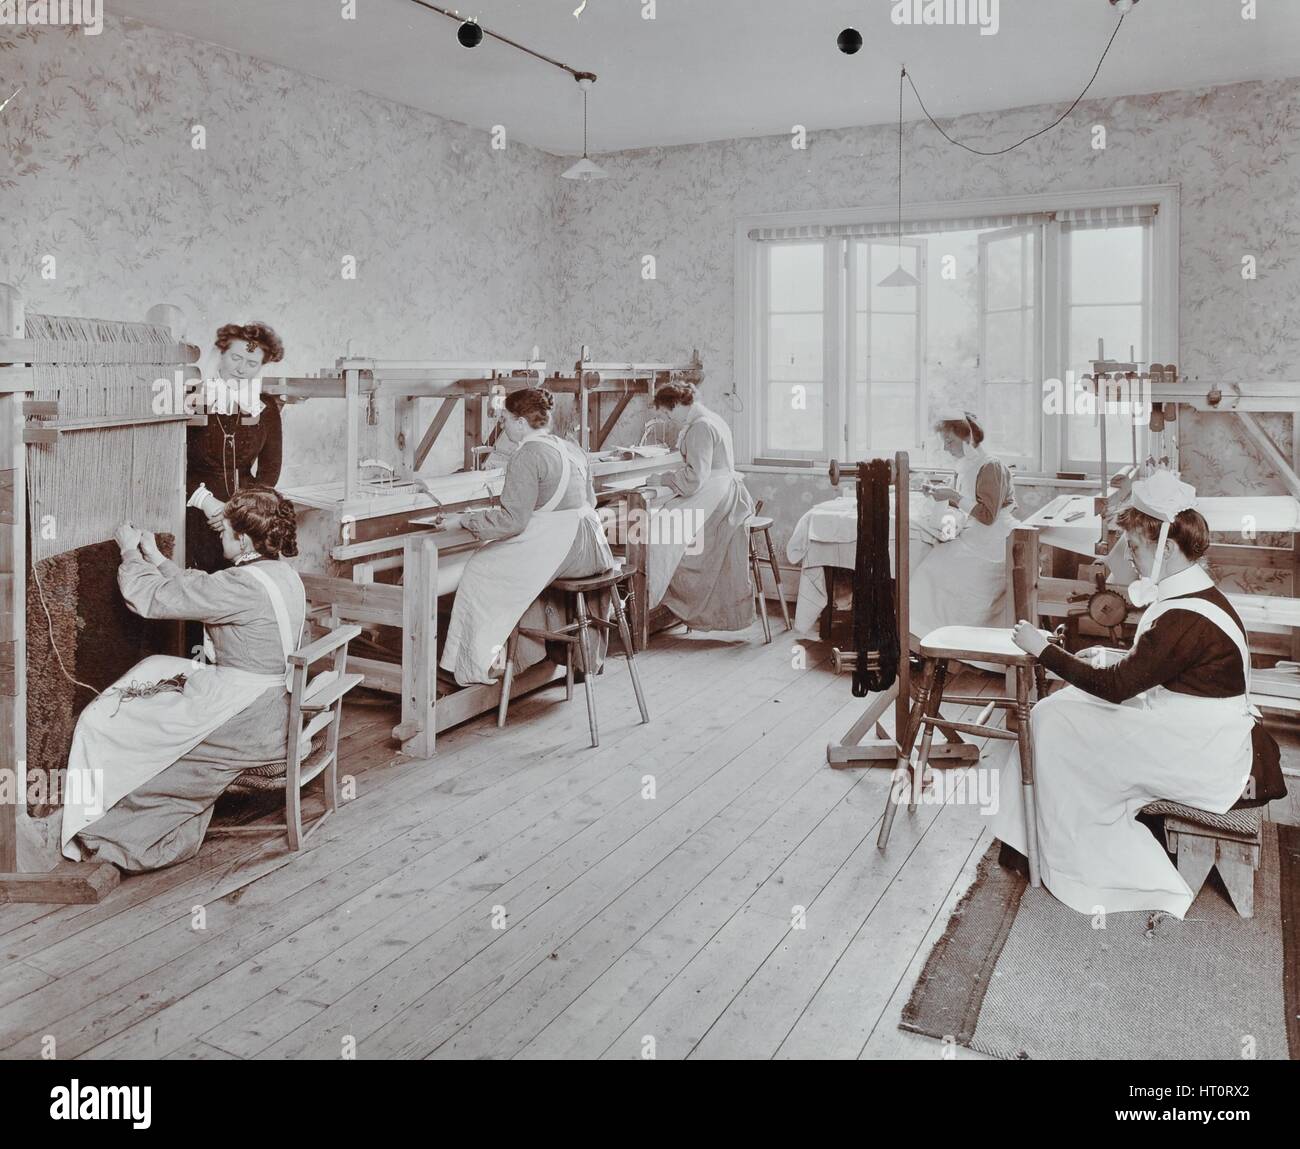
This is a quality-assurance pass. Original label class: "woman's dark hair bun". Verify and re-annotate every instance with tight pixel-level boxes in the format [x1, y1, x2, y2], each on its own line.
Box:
[505, 387, 555, 429]
[224, 486, 298, 559]
[653, 381, 696, 411]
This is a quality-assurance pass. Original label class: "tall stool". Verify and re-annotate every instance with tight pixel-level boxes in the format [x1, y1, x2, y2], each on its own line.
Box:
[876, 625, 1048, 888]
[497, 562, 650, 748]
[748, 500, 791, 645]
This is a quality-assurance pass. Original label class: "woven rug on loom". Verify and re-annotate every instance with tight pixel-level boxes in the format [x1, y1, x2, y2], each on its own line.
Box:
[900, 823, 1300, 1060]
[26, 536, 177, 816]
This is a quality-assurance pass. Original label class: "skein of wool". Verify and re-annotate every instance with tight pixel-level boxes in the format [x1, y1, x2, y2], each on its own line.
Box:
[851, 459, 900, 697]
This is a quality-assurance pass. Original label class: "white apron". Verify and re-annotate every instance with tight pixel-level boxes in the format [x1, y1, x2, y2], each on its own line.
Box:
[440, 435, 599, 686]
[993, 596, 1255, 918]
[909, 452, 1017, 641]
[61, 562, 305, 858]
[645, 408, 742, 608]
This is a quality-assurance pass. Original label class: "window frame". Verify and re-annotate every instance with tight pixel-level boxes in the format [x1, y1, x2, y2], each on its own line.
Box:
[734, 184, 1179, 479]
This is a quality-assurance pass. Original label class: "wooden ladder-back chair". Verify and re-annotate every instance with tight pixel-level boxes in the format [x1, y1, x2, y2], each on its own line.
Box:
[211, 624, 364, 851]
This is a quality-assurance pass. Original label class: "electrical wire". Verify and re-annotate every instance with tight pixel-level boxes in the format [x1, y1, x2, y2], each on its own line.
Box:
[903, 12, 1128, 156]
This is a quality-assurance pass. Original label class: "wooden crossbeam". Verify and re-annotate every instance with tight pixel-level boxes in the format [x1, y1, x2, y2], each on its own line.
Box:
[597, 392, 635, 447]
[414, 398, 460, 469]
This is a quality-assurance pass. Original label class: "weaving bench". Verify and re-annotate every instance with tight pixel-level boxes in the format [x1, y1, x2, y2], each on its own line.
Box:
[1142, 799, 1263, 919]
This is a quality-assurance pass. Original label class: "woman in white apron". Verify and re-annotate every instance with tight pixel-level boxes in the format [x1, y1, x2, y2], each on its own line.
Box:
[1002, 471, 1254, 918]
[64, 487, 307, 872]
[909, 413, 1017, 646]
[437, 388, 614, 686]
[642, 383, 755, 633]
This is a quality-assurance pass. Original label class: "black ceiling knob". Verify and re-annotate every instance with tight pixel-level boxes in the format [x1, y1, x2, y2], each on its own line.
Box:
[837, 28, 863, 55]
[458, 20, 483, 48]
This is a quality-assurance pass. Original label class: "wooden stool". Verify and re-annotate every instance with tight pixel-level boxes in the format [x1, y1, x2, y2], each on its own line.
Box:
[1142, 799, 1263, 918]
[497, 563, 649, 748]
[747, 500, 791, 645]
[877, 625, 1048, 889]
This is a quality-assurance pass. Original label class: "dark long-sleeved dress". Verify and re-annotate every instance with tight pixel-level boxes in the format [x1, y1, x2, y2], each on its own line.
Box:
[993, 563, 1255, 917]
[186, 400, 283, 573]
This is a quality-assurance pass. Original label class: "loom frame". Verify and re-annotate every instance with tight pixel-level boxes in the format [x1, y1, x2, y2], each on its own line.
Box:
[0, 285, 198, 903]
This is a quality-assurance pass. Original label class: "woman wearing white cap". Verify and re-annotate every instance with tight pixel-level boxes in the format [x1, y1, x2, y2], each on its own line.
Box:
[909, 413, 1017, 646]
[1000, 469, 1255, 918]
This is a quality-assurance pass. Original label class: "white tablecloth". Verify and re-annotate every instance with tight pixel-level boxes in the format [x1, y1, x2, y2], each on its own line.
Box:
[786, 491, 949, 633]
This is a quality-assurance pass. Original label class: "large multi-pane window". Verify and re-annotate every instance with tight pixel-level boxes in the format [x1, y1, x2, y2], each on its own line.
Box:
[747, 205, 1159, 475]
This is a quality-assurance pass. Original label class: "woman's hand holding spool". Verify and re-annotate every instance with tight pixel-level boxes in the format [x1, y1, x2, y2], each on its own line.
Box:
[926, 484, 960, 505]
[1011, 620, 1049, 658]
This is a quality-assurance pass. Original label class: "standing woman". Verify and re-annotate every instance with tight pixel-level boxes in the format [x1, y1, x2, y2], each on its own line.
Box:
[63, 488, 307, 872]
[437, 388, 615, 686]
[1001, 471, 1256, 918]
[186, 322, 286, 573]
[643, 383, 755, 633]
[908, 413, 1017, 643]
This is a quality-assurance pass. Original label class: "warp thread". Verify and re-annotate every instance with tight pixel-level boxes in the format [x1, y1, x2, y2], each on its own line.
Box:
[851, 458, 900, 698]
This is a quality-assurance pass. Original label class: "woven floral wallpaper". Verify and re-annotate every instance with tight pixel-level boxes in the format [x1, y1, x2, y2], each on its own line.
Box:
[0, 15, 565, 492]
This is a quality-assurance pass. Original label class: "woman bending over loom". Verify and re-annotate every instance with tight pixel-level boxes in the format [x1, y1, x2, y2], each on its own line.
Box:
[641, 383, 755, 633]
[909, 413, 1016, 647]
[62, 488, 307, 873]
[186, 321, 286, 574]
[998, 471, 1255, 918]
[436, 388, 615, 687]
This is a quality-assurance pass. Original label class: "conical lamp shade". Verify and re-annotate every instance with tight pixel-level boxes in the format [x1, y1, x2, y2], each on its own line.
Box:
[877, 263, 920, 288]
[561, 156, 608, 181]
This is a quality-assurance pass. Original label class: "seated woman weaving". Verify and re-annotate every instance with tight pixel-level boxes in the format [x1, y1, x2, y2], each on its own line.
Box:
[436, 387, 615, 687]
[641, 382, 755, 633]
[909, 412, 1017, 648]
[62, 487, 307, 873]
[998, 470, 1255, 919]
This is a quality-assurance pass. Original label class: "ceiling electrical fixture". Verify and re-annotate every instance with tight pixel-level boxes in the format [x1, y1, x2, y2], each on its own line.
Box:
[1110, 0, 1139, 12]
[561, 76, 608, 181]
[407, 1, 604, 180]
[837, 28, 863, 55]
[456, 19, 483, 48]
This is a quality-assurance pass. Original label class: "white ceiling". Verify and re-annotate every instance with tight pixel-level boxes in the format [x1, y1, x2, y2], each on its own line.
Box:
[113, 0, 1300, 155]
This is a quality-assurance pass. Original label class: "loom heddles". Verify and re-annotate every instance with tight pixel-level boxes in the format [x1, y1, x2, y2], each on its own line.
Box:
[25, 312, 184, 562]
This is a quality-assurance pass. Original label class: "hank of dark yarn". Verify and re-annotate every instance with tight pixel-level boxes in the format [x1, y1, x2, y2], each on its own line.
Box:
[851, 459, 900, 697]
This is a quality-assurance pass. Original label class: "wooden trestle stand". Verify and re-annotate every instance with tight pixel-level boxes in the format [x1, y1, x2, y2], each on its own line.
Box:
[824, 452, 980, 770]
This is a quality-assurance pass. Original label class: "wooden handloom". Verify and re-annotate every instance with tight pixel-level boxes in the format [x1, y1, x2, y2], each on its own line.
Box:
[259, 347, 699, 758]
[0, 285, 198, 903]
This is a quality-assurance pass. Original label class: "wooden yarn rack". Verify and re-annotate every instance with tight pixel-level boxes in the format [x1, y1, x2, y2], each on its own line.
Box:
[823, 452, 930, 768]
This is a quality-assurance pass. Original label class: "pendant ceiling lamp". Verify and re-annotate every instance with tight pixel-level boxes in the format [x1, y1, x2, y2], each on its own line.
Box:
[407, 1, 605, 182]
[878, 66, 919, 289]
[562, 77, 608, 181]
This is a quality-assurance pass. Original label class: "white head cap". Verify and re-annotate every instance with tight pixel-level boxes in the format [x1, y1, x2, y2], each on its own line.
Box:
[1120, 468, 1197, 522]
[1119, 469, 1198, 605]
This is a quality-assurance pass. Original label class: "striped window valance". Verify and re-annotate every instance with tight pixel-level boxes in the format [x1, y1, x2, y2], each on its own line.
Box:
[1057, 203, 1158, 229]
[747, 203, 1157, 243]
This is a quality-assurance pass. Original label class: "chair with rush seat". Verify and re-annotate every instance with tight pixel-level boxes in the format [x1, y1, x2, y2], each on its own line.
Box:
[747, 499, 791, 645]
[497, 562, 649, 748]
[212, 624, 364, 851]
[877, 625, 1049, 888]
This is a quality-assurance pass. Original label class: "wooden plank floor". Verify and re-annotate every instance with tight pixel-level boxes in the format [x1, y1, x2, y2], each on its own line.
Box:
[1, 626, 1294, 1060]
